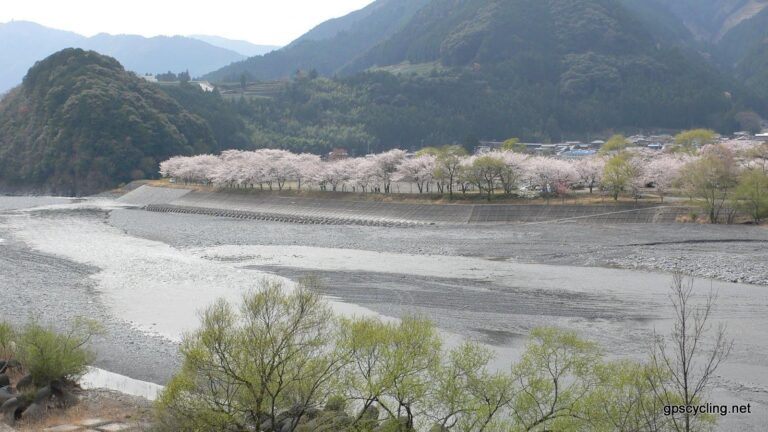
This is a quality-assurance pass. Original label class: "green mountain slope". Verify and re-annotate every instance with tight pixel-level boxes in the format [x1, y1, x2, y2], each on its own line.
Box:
[347, 0, 659, 71]
[620, 0, 768, 97]
[716, 8, 768, 97]
[224, 0, 764, 153]
[219, 0, 764, 156]
[203, 0, 430, 82]
[0, 49, 219, 195]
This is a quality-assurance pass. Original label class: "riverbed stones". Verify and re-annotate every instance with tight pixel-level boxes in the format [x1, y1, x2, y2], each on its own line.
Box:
[0, 396, 22, 422]
[43, 425, 81, 432]
[0, 387, 15, 403]
[15, 374, 32, 391]
[50, 380, 78, 408]
[21, 402, 45, 421]
[98, 423, 133, 431]
[0, 375, 8, 388]
[34, 384, 53, 403]
[79, 418, 110, 427]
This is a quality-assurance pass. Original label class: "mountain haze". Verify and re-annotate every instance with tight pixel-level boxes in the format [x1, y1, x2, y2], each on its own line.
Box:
[0, 21, 246, 93]
[189, 35, 279, 57]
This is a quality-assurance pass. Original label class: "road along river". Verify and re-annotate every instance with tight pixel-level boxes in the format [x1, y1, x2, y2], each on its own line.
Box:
[0, 196, 766, 430]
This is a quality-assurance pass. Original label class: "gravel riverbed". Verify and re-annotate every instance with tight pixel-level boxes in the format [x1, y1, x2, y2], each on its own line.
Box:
[1, 197, 767, 431]
[110, 208, 768, 286]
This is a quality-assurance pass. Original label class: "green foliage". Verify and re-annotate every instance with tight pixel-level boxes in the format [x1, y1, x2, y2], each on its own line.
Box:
[160, 275, 722, 432]
[672, 129, 717, 153]
[0, 48, 218, 195]
[200, 0, 760, 156]
[679, 145, 739, 223]
[501, 138, 524, 153]
[470, 156, 506, 201]
[599, 134, 629, 155]
[585, 360, 671, 432]
[162, 83, 252, 150]
[733, 169, 768, 223]
[432, 145, 467, 197]
[156, 278, 345, 432]
[16, 318, 102, 387]
[0, 322, 15, 359]
[509, 328, 601, 431]
[429, 341, 512, 431]
[602, 153, 634, 200]
[340, 316, 441, 430]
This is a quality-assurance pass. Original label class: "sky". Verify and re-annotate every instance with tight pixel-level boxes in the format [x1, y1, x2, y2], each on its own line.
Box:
[0, 0, 375, 46]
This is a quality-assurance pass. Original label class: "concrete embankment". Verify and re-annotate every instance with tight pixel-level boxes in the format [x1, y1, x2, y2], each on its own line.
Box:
[124, 186, 690, 225]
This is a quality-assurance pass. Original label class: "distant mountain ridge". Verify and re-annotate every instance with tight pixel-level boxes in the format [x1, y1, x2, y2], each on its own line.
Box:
[203, 0, 431, 82]
[204, 0, 768, 100]
[0, 21, 247, 93]
[188, 35, 279, 57]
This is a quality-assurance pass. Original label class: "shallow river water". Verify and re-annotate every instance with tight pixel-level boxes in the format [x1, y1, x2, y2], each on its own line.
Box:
[0, 197, 766, 430]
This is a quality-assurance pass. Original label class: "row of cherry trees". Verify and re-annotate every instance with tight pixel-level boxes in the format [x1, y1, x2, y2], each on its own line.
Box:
[159, 142, 763, 200]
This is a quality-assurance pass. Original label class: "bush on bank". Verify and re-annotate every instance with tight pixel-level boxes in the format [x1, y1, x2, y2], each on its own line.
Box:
[155, 277, 726, 432]
[0, 319, 102, 423]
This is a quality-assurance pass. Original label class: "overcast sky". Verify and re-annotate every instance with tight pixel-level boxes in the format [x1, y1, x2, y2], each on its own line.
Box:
[0, 0, 375, 46]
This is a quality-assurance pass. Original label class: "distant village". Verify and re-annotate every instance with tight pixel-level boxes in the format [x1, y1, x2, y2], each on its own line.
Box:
[473, 131, 768, 159]
[137, 73, 768, 162]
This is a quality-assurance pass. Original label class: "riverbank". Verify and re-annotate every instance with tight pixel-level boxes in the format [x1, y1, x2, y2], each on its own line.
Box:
[123, 185, 694, 225]
[2, 195, 767, 430]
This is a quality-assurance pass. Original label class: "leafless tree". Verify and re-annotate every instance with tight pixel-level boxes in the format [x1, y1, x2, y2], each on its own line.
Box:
[648, 273, 733, 432]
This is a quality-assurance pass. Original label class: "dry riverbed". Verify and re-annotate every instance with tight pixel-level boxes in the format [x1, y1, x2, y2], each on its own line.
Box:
[1, 196, 767, 431]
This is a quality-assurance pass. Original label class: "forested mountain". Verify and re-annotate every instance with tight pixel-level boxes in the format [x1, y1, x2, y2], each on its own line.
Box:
[712, 7, 768, 97]
[0, 21, 246, 93]
[0, 49, 226, 195]
[658, 0, 768, 41]
[208, 0, 763, 156]
[203, 0, 431, 82]
[622, 0, 768, 97]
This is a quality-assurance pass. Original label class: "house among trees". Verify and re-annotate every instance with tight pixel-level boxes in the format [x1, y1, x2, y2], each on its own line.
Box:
[328, 148, 350, 161]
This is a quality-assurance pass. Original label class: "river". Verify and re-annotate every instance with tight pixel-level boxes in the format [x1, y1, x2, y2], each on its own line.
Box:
[0, 196, 766, 430]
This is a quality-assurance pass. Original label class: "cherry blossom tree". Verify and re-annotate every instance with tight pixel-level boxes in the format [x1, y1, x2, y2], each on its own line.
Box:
[644, 156, 686, 202]
[371, 150, 407, 194]
[498, 152, 528, 195]
[525, 157, 577, 200]
[395, 154, 437, 194]
[294, 154, 322, 191]
[574, 158, 605, 194]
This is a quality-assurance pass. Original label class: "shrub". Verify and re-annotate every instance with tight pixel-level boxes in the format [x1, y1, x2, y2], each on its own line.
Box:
[16, 318, 102, 387]
[156, 278, 344, 432]
[157, 276, 729, 432]
[0, 321, 15, 359]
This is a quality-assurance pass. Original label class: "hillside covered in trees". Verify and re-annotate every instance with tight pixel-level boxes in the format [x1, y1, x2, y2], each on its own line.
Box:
[209, 0, 768, 101]
[0, 49, 225, 195]
[204, 0, 765, 155]
[203, 0, 430, 82]
[4, 1, 768, 194]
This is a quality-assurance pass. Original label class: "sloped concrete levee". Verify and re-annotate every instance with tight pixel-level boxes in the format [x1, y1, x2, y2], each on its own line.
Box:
[130, 186, 690, 225]
[468, 204, 688, 224]
[117, 185, 192, 206]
